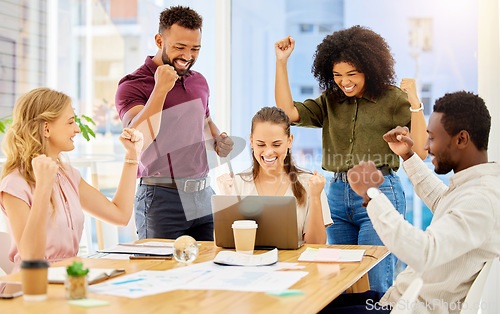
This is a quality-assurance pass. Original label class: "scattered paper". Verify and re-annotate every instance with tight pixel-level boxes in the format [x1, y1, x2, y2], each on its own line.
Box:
[213, 249, 278, 266]
[274, 263, 306, 270]
[89, 261, 308, 298]
[298, 248, 365, 262]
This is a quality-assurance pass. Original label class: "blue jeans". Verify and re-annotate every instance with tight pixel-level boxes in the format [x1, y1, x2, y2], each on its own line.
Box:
[134, 183, 214, 241]
[326, 172, 406, 293]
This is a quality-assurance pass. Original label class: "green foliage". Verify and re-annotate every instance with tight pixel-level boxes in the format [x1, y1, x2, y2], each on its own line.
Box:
[66, 261, 89, 277]
[74, 114, 96, 141]
[0, 116, 12, 134]
[0, 114, 96, 142]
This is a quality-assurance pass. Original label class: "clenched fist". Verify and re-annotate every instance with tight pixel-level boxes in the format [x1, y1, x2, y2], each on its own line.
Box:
[347, 161, 384, 198]
[308, 170, 326, 197]
[214, 132, 234, 158]
[216, 173, 234, 195]
[275, 36, 295, 62]
[383, 126, 414, 159]
[32, 154, 59, 189]
[119, 128, 144, 161]
[400, 78, 420, 109]
[155, 64, 179, 94]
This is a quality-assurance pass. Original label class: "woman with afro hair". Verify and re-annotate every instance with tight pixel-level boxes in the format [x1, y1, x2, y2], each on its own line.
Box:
[274, 25, 427, 293]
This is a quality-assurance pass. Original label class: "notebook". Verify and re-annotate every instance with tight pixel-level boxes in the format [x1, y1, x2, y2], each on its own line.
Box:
[211, 195, 304, 250]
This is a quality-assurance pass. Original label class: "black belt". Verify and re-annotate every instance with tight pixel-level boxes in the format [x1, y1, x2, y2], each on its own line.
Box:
[332, 168, 395, 183]
[140, 177, 209, 193]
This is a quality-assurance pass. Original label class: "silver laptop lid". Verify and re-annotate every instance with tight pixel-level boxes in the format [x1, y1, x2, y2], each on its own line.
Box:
[211, 195, 303, 250]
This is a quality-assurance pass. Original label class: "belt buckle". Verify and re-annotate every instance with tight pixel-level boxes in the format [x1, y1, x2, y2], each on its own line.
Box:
[333, 172, 348, 183]
[183, 179, 205, 193]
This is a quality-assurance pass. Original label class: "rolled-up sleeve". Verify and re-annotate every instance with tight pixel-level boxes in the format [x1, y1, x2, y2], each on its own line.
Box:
[293, 93, 328, 128]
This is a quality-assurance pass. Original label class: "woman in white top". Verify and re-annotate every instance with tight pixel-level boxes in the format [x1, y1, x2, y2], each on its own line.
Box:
[218, 107, 332, 244]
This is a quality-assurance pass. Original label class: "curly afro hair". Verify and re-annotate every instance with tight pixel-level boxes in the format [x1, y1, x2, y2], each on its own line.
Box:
[312, 25, 395, 100]
[433, 91, 491, 150]
[158, 6, 203, 34]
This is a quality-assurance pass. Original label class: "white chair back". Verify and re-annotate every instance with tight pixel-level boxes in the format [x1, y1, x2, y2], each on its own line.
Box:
[0, 231, 14, 274]
[390, 257, 500, 314]
[390, 277, 424, 314]
[461, 257, 500, 314]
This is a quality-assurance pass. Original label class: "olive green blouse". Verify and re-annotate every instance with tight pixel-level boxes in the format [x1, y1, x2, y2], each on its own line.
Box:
[293, 86, 411, 172]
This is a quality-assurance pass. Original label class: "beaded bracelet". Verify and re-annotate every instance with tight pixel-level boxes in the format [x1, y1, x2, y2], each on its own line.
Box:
[125, 159, 139, 164]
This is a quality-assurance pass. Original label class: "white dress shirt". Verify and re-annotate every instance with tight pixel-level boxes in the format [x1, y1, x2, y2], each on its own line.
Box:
[368, 154, 500, 313]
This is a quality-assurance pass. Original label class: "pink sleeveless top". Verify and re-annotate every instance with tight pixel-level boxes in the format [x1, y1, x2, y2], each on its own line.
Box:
[0, 165, 83, 273]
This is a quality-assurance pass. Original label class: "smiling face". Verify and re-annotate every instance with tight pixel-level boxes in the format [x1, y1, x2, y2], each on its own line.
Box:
[332, 62, 366, 98]
[157, 23, 201, 76]
[250, 121, 293, 174]
[424, 112, 458, 174]
[44, 103, 80, 158]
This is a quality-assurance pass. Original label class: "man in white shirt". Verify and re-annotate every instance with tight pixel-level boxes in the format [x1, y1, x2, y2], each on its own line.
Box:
[321, 91, 500, 313]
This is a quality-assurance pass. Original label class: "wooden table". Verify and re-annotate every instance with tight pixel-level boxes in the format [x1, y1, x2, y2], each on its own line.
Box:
[0, 241, 388, 313]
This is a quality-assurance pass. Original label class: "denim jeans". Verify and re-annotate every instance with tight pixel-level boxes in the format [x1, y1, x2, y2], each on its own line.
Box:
[326, 172, 406, 293]
[134, 183, 214, 241]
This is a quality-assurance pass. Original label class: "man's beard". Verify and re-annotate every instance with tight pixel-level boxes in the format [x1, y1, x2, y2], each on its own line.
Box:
[162, 50, 194, 76]
[431, 151, 455, 175]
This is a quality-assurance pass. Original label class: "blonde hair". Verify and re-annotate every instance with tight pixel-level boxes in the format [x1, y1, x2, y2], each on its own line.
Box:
[1, 88, 72, 184]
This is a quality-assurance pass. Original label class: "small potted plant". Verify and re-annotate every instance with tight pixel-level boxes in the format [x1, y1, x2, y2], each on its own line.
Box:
[65, 261, 89, 299]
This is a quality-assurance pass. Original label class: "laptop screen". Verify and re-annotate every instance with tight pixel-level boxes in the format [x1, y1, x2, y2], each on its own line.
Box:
[211, 195, 303, 250]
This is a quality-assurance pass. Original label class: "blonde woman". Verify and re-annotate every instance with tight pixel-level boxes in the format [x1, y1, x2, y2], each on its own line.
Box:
[0, 88, 143, 273]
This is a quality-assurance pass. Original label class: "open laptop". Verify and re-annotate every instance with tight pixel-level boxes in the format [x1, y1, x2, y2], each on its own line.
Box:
[211, 195, 304, 250]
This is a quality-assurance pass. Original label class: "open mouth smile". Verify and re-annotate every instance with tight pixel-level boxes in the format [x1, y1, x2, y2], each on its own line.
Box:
[343, 85, 356, 93]
[262, 156, 278, 166]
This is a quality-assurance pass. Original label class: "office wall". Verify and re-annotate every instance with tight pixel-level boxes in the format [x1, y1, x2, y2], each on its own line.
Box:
[478, 1, 500, 311]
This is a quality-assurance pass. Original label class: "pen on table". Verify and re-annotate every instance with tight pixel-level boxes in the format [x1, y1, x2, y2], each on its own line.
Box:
[118, 243, 173, 248]
[129, 255, 172, 260]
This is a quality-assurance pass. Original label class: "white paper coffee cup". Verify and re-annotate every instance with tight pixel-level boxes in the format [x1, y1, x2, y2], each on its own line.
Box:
[232, 220, 258, 255]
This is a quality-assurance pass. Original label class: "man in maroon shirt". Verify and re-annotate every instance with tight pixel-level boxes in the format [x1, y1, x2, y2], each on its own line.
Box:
[115, 6, 233, 240]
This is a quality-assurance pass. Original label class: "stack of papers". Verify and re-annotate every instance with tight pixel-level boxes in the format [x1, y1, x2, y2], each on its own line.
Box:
[298, 248, 365, 262]
[97, 241, 173, 256]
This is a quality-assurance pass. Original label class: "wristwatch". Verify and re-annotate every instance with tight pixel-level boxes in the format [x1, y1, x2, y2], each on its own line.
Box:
[367, 187, 382, 200]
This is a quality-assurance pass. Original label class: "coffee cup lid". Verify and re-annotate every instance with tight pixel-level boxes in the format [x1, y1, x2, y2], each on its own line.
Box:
[21, 260, 50, 269]
[232, 220, 258, 229]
